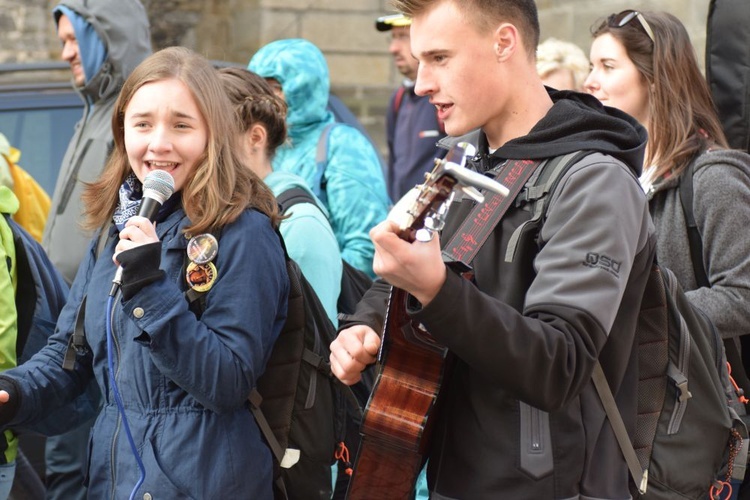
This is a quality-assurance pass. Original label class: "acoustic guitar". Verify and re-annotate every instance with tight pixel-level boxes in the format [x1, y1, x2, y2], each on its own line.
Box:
[346, 143, 508, 499]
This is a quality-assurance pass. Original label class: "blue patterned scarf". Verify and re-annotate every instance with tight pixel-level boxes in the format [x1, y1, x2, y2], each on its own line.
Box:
[112, 174, 143, 230]
[112, 174, 180, 230]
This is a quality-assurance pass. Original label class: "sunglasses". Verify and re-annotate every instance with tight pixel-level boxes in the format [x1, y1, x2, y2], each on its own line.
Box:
[609, 10, 655, 43]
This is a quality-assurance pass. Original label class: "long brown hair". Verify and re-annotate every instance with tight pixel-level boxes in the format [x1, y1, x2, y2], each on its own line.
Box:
[391, 0, 540, 58]
[82, 46, 281, 233]
[592, 11, 728, 180]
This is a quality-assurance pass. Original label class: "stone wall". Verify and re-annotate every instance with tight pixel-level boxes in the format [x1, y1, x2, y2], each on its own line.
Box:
[0, 0, 53, 62]
[1, 0, 714, 153]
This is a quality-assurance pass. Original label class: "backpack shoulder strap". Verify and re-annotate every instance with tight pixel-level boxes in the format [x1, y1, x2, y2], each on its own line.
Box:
[248, 387, 285, 461]
[392, 85, 407, 120]
[63, 225, 113, 370]
[505, 151, 592, 263]
[592, 361, 649, 494]
[313, 123, 338, 204]
[678, 159, 710, 288]
[276, 187, 318, 215]
[315, 123, 337, 175]
[531, 150, 594, 214]
[678, 156, 750, 406]
[248, 387, 290, 500]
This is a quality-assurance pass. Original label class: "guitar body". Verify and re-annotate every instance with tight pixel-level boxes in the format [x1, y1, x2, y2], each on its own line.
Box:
[346, 287, 449, 500]
[344, 143, 503, 499]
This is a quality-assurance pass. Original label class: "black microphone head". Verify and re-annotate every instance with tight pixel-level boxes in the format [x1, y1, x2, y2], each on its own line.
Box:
[142, 170, 175, 205]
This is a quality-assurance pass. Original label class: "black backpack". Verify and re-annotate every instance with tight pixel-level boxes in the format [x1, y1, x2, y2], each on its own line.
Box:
[679, 157, 750, 408]
[522, 153, 749, 499]
[275, 187, 373, 321]
[274, 187, 376, 499]
[706, 0, 750, 153]
[183, 229, 363, 500]
[594, 265, 748, 499]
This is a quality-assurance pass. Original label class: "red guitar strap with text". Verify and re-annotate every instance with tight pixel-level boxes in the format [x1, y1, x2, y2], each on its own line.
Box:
[442, 158, 542, 271]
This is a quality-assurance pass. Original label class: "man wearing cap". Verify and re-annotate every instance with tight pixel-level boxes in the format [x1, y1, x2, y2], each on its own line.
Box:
[376, 13, 446, 202]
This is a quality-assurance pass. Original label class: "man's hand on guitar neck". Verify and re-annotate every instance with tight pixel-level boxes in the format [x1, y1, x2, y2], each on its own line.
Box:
[330, 325, 380, 385]
[370, 220, 447, 306]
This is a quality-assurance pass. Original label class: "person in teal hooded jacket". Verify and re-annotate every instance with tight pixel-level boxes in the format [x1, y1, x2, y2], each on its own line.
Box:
[219, 66, 342, 327]
[248, 39, 391, 278]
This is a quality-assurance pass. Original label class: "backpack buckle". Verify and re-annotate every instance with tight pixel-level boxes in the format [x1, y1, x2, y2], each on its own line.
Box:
[677, 380, 693, 402]
[638, 469, 649, 494]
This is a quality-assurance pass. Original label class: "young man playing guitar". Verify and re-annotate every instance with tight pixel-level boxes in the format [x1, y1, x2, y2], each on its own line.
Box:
[330, 0, 656, 498]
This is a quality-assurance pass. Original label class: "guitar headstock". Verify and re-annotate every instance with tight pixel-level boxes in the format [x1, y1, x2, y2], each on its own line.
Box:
[389, 142, 508, 242]
[393, 167, 457, 243]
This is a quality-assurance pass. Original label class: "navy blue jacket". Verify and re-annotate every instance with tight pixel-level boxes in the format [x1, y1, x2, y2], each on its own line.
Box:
[1, 206, 288, 498]
[6, 214, 68, 364]
[386, 84, 446, 201]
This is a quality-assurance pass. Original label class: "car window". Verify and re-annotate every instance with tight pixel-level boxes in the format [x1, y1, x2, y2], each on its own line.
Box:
[0, 101, 81, 196]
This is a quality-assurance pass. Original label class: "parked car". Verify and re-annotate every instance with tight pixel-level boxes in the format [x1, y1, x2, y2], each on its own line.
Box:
[0, 61, 81, 196]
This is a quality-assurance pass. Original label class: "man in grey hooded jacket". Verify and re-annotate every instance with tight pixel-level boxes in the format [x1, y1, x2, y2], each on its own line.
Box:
[41, 1, 151, 498]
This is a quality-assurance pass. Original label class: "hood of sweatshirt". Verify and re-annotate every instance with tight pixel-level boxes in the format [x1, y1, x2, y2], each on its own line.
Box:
[440, 90, 648, 177]
[490, 90, 647, 177]
[248, 38, 335, 143]
[53, 0, 152, 105]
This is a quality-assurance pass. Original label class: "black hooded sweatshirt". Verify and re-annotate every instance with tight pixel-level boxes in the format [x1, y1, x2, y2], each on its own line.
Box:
[349, 90, 655, 499]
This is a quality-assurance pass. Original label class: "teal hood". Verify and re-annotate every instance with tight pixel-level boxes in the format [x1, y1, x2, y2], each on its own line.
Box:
[248, 38, 334, 142]
[248, 39, 390, 277]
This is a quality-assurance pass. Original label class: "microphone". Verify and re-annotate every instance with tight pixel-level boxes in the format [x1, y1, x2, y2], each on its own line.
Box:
[110, 170, 175, 294]
[136, 169, 175, 222]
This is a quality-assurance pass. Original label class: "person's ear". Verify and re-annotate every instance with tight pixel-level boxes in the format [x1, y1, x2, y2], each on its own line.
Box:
[493, 23, 518, 62]
[247, 123, 268, 151]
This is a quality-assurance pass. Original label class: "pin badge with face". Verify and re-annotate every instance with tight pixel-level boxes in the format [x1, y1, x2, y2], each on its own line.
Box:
[186, 261, 218, 292]
[187, 233, 219, 265]
[186, 233, 219, 292]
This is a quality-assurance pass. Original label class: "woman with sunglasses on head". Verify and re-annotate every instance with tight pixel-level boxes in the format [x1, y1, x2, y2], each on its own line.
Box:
[586, 11, 750, 496]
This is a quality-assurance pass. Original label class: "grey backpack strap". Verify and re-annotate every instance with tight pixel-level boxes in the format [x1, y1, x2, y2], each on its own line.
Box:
[63, 295, 88, 370]
[248, 389, 284, 463]
[312, 122, 338, 206]
[505, 151, 591, 263]
[313, 123, 336, 205]
[592, 362, 649, 494]
[315, 123, 335, 168]
[247, 388, 290, 500]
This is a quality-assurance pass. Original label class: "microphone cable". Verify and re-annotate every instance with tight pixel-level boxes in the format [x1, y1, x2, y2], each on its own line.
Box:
[107, 281, 146, 500]
[103, 169, 174, 498]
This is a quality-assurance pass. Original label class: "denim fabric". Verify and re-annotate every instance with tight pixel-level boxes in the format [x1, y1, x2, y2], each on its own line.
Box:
[0, 462, 16, 500]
